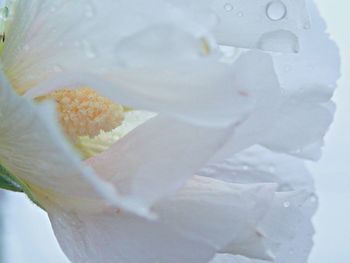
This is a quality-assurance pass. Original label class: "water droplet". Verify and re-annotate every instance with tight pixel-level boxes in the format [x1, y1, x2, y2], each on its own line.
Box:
[243, 165, 249, 171]
[303, 22, 311, 30]
[237, 11, 243, 17]
[283, 201, 290, 208]
[224, 3, 234, 11]
[266, 1, 287, 21]
[309, 194, 317, 203]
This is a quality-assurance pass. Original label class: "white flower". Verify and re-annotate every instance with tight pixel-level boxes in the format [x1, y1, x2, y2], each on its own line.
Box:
[0, 0, 339, 263]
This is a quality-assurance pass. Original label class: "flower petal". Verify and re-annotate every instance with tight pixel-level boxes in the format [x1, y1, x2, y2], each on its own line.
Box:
[87, 115, 233, 208]
[200, 146, 317, 261]
[203, 145, 314, 192]
[47, 205, 215, 263]
[155, 176, 277, 260]
[24, 47, 280, 127]
[15, 1, 281, 126]
[0, 72, 152, 216]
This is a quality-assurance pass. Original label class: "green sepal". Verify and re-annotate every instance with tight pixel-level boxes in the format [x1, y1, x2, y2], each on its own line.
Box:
[0, 164, 23, 192]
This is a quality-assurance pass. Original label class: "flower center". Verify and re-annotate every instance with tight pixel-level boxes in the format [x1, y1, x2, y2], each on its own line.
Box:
[40, 87, 125, 141]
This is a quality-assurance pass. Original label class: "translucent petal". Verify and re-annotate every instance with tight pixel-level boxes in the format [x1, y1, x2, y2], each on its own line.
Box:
[48, 205, 215, 263]
[87, 115, 234, 207]
[200, 146, 317, 262]
[0, 72, 152, 217]
[156, 176, 277, 260]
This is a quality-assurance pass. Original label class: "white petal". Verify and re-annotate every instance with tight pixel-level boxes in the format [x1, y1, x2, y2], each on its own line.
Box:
[47, 205, 215, 263]
[211, 76, 336, 162]
[200, 146, 317, 261]
[2, 0, 209, 93]
[259, 99, 335, 159]
[12, 0, 282, 127]
[167, 0, 310, 52]
[2, 0, 256, 126]
[268, 0, 340, 158]
[272, 0, 340, 96]
[155, 176, 278, 260]
[24, 47, 280, 127]
[0, 72, 152, 216]
[87, 115, 234, 208]
[202, 145, 314, 192]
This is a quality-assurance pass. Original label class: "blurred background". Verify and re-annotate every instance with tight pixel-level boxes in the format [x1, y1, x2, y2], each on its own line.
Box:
[0, 0, 349, 262]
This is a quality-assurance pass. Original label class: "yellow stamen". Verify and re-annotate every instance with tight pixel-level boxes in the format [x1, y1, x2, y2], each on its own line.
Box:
[41, 87, 124, 141]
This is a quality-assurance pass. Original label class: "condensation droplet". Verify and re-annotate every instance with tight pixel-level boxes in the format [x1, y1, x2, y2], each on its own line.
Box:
[266, 1, 287, 21]
[243, 165, 249, 171]
[224, 3, 234, 12]
[309, 194, 317, 203]
[303, 21, 311, 30]
[237, 11, 243, 17]
[283, 201, 290, 208]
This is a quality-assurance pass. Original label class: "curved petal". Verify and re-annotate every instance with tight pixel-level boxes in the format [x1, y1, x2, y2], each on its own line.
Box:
[203, 145, 315, 191]
[155, 176, 278, 260]
[47, 205, 215, 263]
[24, 48, 281, 127]
[46, 174, 313, 263]
[266, 0, 340, 158]
[0, 71, 152, 216]
[200, 146, 317, 262]
[206, 0, 340, 160]
[87, 115, 234, 208]
[2, 0, 256, 126]
[2, 0, 210, 93]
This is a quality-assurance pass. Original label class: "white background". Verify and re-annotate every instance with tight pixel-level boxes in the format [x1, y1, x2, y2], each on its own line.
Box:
[1, 0, 349, 262]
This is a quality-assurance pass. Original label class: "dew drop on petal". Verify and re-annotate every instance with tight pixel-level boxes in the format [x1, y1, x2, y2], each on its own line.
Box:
[283, 201, 290, 208]
[224, 3, 234, 12]
[303, 21, 311, 30]
[309, 194, 318, 203]
[266, 1, 287, 21]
